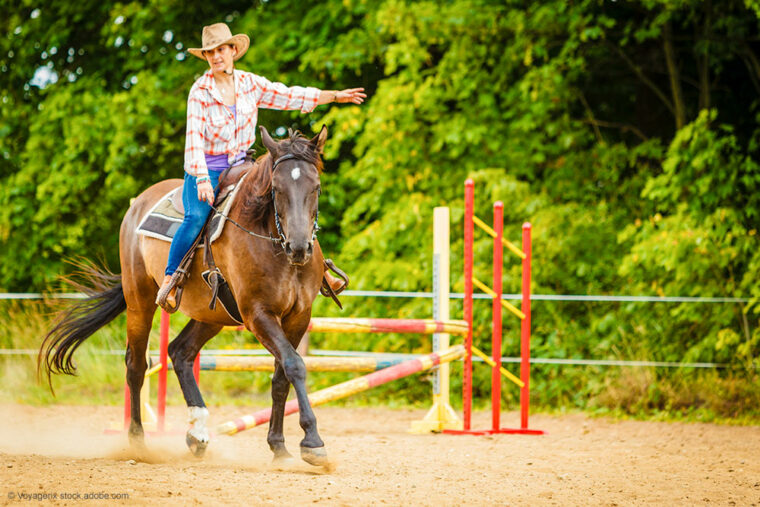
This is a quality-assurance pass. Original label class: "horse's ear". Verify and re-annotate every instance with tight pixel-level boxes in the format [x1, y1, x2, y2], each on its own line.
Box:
[310, 124, 328, 154]
[259, 125, 278, 155]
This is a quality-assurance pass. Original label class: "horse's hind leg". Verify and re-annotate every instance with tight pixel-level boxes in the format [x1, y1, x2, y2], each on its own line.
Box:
[268, 361, 294, 463]
[125, 307, 154, 447]
[167, 319, 222, 457]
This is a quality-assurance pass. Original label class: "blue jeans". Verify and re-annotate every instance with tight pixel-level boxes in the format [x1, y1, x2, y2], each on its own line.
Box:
[165, 171, 221, 276]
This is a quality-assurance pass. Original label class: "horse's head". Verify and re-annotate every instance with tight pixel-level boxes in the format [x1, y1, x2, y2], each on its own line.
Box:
[259, 125, 326, 266]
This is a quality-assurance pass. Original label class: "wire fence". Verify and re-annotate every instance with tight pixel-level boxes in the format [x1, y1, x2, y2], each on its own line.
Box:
[1, 291, 752, 369]
[0, 291, 752, 303]
[0, 347, 729, 369]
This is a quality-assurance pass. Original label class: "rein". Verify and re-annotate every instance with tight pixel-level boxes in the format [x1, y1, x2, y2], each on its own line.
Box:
[208, 153, 319, 249]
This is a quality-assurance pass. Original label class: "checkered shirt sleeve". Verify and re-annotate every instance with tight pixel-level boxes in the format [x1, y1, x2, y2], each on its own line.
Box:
[253, 74, 320, 113]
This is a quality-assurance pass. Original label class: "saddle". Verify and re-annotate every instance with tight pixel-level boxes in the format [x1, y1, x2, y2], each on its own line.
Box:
[169, 160, 251, 216]
[158, 157, 348, 315]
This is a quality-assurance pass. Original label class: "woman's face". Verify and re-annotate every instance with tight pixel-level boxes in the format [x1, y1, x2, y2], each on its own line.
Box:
[203, 44, 237, 74]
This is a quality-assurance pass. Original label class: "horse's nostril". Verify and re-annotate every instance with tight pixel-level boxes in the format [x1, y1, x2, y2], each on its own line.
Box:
[307, 243, 313, 255]
[284, 242, 293, 255]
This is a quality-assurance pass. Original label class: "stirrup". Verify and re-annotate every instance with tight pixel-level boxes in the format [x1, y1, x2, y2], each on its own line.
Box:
[321, 259, 349, 309]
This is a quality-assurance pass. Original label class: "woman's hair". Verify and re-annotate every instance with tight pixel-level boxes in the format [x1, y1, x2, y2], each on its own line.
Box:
[201, 44, 236, 57]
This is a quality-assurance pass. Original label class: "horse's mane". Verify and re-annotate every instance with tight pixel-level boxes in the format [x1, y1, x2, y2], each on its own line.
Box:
[240, 129, 323, 225]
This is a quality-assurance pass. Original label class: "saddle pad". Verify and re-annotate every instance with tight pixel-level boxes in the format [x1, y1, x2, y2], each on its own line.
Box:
[136, 173, 248, 244]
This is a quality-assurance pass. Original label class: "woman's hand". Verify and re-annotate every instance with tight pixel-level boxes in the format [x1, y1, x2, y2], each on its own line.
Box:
[197, 180, 215, 205]
[335, 88, 366, 104]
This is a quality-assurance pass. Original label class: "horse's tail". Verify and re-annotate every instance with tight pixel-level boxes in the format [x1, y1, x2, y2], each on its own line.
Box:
[38, 260, 126, 390]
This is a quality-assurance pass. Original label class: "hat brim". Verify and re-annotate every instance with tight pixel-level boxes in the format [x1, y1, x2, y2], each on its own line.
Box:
[188, 33, 250, 61]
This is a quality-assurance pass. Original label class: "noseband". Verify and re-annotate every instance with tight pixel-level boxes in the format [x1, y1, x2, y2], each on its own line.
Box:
[270, 153, 320, 250]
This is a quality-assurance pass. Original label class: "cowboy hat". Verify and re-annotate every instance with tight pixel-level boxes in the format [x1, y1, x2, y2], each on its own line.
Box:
[187, 23, 249, 61]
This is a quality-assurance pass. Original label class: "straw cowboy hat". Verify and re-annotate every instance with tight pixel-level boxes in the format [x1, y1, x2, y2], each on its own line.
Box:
[188, 23, 250, 61]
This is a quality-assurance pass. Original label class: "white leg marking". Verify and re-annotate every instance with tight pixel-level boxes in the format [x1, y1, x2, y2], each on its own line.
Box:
[188, 406, 209, 443]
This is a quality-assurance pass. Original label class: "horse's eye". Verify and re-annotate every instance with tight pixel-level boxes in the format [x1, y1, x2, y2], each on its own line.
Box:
[316, 186, 321, 196]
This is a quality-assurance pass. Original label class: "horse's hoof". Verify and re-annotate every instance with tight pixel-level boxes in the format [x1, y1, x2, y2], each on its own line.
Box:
[300, 446, 329, 467]
[128, 427, 146, 449]
[272, 452, 296, 467]
[186, 432, 208, 458]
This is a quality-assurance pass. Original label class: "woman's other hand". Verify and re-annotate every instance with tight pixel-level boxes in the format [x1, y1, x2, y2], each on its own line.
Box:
[197, 180, 215, 205]
[335, 88, 366, 104]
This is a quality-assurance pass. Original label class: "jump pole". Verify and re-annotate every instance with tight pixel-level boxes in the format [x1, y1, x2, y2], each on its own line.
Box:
[157, 309, 169, 432]
[410, 207, 462, 432]
[216, 345, 465, 435]
[462, 179, 474, 430]
[307, 318, 467, 335]
[492, 201, 503, 430]
[153, 354, 424, 373]
[520, 222, 532, 430]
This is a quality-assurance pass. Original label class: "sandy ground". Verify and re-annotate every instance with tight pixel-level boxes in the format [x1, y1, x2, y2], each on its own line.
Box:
[0, 404, 758, 506]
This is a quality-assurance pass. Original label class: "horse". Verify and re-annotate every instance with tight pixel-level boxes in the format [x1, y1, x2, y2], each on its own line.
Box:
[39, 125, 331, 466]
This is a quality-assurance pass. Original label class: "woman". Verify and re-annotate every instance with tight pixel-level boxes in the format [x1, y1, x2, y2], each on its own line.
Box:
[156, 23, 365, 309]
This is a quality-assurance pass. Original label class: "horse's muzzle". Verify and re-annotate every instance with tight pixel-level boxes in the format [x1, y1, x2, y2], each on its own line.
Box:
[284, 240, 313, 266]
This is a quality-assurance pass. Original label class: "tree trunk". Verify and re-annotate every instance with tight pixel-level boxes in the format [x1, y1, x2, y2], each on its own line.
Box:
[698, 0, 711, 111]
[663, 21, 687, 130]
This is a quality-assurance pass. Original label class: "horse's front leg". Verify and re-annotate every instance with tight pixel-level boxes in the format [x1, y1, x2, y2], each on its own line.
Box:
[267, 361, 294, 464]
[252, 311, 327, 466]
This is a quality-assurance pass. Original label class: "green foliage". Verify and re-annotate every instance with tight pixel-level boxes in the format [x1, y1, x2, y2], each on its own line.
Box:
[1, 0, 759, 418]
[619, 110, 760, 368]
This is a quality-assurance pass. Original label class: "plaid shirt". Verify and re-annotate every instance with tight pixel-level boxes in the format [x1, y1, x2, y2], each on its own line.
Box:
[184, 69, 321, 177]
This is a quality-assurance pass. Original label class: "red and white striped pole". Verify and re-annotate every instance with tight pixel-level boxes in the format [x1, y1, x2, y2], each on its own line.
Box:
[520, 223, 532, 430]
[463, 179, 474, 431]
[492, 202, 503, 431]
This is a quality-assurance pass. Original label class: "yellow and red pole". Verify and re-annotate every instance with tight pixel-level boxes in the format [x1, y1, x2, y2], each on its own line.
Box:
[216, 345, 465, 436]
[307, 318, 467, 335]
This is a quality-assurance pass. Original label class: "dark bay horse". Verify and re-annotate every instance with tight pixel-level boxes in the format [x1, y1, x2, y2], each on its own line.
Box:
[40, 125, 330, 465]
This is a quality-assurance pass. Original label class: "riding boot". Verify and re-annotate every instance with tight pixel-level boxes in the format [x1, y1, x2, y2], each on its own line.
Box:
[156, 274, 179, 311]
[324, 272, 346, 294]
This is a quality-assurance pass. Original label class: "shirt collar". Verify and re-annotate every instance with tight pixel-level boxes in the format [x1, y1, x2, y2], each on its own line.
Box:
[198, 69, 240, 90]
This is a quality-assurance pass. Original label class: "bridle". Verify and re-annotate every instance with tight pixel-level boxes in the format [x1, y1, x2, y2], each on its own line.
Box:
[270, 153, 320, 247]
[209, 152, 320, 250]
